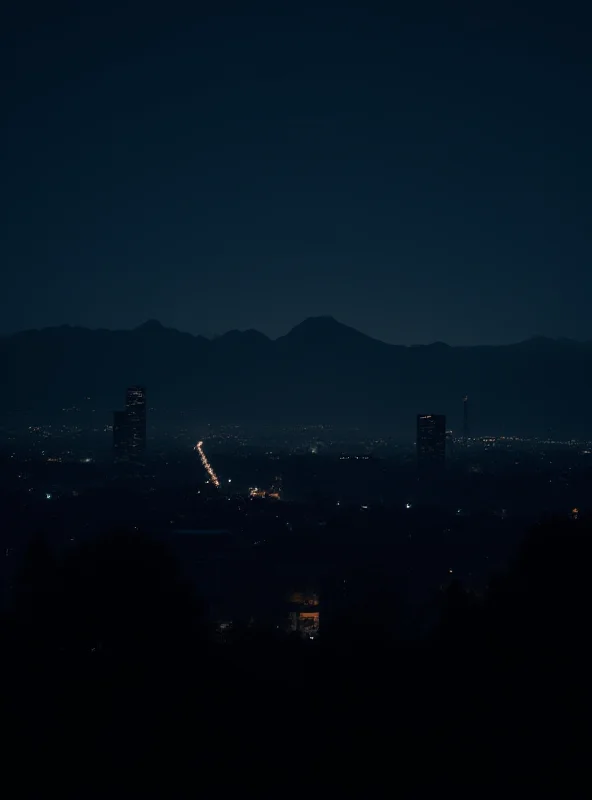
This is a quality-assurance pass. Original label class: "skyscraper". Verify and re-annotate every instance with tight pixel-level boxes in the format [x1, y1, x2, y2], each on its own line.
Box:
[417, 414, 446, 475]
[125, 386, 147, 461]
[112, 386, 147, 464]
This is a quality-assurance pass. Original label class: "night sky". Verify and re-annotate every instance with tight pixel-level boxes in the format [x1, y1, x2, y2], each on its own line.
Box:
[2, 1, 591, 344]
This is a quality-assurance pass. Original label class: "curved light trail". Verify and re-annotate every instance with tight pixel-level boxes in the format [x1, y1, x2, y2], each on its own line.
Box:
[195, 440, 220, 488]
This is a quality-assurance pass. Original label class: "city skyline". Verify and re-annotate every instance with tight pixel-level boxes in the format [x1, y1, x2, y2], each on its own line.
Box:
[2, 314, 592, 438]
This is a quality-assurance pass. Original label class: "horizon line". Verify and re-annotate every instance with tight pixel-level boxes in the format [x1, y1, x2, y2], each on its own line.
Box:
[1, 317, 587, 349]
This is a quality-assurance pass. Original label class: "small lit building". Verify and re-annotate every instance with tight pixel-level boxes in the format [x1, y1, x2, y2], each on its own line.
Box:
[286, 590, 320, 638]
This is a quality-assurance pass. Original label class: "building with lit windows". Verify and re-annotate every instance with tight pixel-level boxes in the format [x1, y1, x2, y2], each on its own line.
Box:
[287, 590, 320, 638]
[417, 414, 446, 475]
[125, 386, 147, 461]
[112, 386, 147, 463]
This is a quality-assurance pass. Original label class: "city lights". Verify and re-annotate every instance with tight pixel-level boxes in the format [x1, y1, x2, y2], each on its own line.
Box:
[195, 440, 221, 488]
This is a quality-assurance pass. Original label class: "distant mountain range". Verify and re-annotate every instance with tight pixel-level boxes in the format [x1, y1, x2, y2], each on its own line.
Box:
[1, 316, 590, 436]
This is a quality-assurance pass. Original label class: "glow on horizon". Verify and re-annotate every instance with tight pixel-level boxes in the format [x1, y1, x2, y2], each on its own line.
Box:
[195, 440, 220, 488]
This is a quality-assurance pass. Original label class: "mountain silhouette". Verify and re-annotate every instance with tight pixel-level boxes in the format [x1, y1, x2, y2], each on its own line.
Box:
[1, 318, 591, 436]
[135, 319, 166, 332]
[279, 315, 382, 344]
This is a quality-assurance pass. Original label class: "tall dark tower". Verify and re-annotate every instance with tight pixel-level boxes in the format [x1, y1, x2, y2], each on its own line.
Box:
[417, 414, 446, 475]
[463, 395, 469, 442]
[125, 386, 146, 462]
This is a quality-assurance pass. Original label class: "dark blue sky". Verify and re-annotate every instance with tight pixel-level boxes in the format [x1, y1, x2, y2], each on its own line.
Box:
[2, 1, 591, 344]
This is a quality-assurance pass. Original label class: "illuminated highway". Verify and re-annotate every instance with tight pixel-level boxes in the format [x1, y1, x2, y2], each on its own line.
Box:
[195, 440, 221, 488]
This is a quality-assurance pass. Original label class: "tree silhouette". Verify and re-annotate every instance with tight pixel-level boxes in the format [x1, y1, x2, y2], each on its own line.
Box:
[52, 531, 204, 661]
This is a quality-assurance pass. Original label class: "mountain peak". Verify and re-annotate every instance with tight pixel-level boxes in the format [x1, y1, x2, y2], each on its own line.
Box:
[285, 316, 358, 337]
[294, 315, 341, 328]
[135, 319, 166, 333]
[280, 316, 388, 349]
